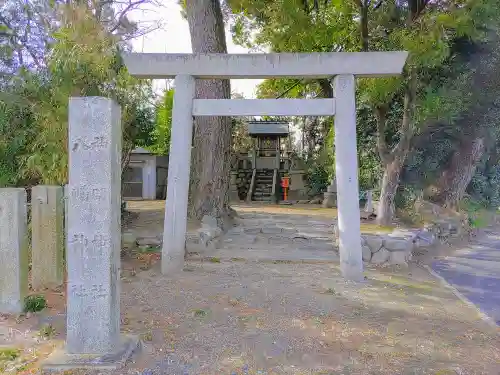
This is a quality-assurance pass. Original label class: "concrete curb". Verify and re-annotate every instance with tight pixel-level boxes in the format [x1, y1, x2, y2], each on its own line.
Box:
[422, 264, 499, 331]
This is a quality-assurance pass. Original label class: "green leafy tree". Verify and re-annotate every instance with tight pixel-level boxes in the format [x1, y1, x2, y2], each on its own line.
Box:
[14, 3, 155, 184]
[148, 88, 174, 155]
[229, 0, 500, 223]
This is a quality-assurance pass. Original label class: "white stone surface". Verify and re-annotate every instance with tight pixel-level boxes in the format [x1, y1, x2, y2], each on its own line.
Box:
[364, 190, 374, 213]
[66, 97, 121, 354]
[363, 235, 384, 254]
[192, 99, 336, 116]
[333, 74, 363, 281]
[389, 250, 410, 266]
[362, 245, 372, 262]
[123, 52, 409, 79]
[384, 238, 413, 253]
[64, 184, 69, 257]
[0, 188, 28, 314]
[371, 248, 390, 264]
[31, 185, 64, 290]
[161, 75, 196, 275]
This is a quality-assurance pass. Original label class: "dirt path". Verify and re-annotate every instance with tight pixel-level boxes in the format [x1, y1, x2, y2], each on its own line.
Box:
[1, 203, 499, 374]
[25, 260, 497, 375]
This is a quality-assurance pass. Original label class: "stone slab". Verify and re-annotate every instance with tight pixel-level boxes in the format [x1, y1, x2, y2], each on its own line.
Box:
[389, 251, 410, 266]
[41, 334, 139, 372]
[384, 238, 413, 252]
[371, 248, 390, 264]
[31, 185, 64, 290]
[362, 245, 372, 262]
[0, 188, 28, 314]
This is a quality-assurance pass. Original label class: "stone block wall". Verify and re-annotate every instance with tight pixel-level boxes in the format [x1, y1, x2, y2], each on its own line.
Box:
[334, 209, 471, 267]
[236, 169, 253, 200]
[361, 233, 414, 265]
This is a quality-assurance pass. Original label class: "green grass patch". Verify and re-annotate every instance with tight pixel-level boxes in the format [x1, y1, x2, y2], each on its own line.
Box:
[0, 347, 21, 361]
[192, 308, 210, 318]
[24, 294, 47, 313]
[39, 324, 56, 338]
[460, 197, 491, 229]
[360, 222, 393, 234]
[137, 245, 160, 253]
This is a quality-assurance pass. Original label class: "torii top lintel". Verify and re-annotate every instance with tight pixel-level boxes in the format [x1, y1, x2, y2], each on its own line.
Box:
[122, 52, 408, 79]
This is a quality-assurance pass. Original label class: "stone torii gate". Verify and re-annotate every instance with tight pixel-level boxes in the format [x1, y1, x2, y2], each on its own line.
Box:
[123, 51, 408, 281]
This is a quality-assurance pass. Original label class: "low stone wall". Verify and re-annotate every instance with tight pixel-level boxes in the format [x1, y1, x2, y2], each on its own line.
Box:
[334, 210, 470, 267]
[361, 232, 415, 266]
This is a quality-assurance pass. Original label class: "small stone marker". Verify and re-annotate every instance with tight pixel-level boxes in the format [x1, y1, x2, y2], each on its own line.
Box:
[0, 188, 28, 314]
[31, 185, 64, 290]
[43, 97, 138, 371]
[364, 190, 374, 213]
[322, 178, 337, 208]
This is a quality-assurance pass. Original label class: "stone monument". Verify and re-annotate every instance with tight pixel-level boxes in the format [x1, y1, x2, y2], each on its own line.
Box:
[0, 188, 28, 314]
[31, 185, 64, 290]
[43, 97, 138, 371]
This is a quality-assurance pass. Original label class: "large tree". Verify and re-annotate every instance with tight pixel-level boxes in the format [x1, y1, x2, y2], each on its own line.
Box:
[229, 0, 500, 224]
[185, 0, 233, 228]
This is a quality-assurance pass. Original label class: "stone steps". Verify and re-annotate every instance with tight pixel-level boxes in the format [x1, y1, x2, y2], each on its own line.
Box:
[253, 196, 272, 202]
[254, 189, 272, 195]
[251, 170, 276, 201]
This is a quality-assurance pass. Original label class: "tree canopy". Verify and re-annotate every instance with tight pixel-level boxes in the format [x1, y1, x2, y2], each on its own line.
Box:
[227, 0, 500, 222]
[0, 0, 156, 186]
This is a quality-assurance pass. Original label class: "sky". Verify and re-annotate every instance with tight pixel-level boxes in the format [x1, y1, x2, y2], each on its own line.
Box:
[128, 1, 262, 98]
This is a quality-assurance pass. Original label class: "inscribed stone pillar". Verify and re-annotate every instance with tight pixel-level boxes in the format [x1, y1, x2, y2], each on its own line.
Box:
[333, 75, 363, 281]
[31, 185, 64, 290]
[43, 97, 137, 371]
[64, 184, 69, 257]
[0, 188, 28, 314]
[66, 97, 122, 354]
[161, 75, 195, 275]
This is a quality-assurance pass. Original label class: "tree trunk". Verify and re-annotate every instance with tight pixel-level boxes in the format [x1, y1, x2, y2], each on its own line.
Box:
[376, 159, 403, 226]
[434, 136, 485, 209]
[185, 0, 232, 228]
[375, 73, 416, 225]
[359, 0, 369, 52]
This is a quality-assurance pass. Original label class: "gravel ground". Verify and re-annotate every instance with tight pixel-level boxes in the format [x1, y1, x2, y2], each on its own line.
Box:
[78, 260, 500, 374]
[5, 259, 499, 374]
[2, 203, 499, 374]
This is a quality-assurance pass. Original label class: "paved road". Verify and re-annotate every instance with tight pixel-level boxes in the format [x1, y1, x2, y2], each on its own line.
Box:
[431, 231, 500, 325]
